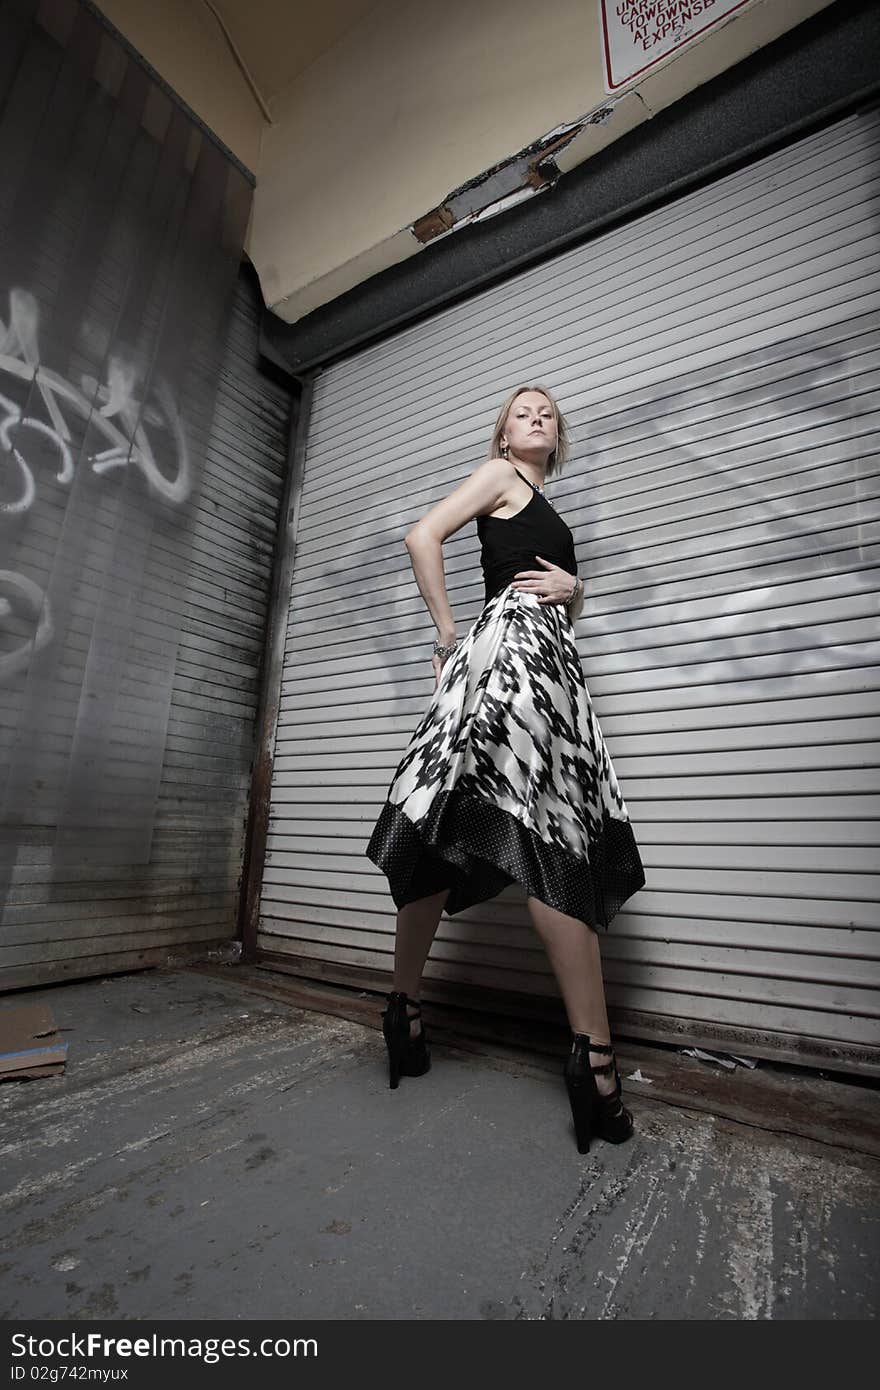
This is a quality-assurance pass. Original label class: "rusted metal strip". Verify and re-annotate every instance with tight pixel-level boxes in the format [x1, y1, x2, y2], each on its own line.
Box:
[237, 373, 314, 960]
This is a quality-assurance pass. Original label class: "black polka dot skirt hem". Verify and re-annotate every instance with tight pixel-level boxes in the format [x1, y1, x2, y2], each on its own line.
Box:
[365, 582, 646, 930]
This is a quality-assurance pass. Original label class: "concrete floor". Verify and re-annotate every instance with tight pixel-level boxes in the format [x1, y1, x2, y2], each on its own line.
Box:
[1, 967, 878, 1321]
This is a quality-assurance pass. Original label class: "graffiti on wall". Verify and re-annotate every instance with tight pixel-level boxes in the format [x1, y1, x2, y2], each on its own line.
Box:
[0, 287, 191, 685]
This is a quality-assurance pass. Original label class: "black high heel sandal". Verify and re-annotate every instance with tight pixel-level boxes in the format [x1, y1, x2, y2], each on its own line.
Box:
[563, 1033, 634, 1154]
[381, 990, 431, 1089]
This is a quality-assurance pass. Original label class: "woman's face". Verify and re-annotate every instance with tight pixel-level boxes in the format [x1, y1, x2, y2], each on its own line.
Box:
[502, 392, 557, 463]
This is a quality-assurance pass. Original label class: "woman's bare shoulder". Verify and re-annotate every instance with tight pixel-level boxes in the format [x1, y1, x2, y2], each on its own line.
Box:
[406, 458, 516, 544]
[474, 456, 516, 485]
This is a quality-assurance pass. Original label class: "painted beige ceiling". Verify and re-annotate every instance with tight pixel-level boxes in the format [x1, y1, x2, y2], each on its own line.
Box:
[211, 0, 382, 109]
[94, 0, 838, 326]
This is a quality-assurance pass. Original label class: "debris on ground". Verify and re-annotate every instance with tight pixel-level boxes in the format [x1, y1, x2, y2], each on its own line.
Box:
[0, 1003, 68, 1081]
[681, 1047, 760, 1071]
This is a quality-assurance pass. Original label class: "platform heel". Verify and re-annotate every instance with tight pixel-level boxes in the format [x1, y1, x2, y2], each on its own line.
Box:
[381, 990, 431, 1089]
[564, 1034, 634, 1154]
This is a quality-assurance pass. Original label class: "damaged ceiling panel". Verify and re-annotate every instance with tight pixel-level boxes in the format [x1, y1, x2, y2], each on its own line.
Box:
[411, 102, 625, 244]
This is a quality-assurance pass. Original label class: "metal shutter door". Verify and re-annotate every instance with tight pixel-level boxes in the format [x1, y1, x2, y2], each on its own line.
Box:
[1, 268, 291, 989]
[261, 108, 880, 1074]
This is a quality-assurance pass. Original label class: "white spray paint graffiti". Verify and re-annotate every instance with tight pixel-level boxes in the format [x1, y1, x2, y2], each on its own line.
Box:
[0, 287, 190, 511]
[0, 569, 53, 681]
[0, 287, 191, 685]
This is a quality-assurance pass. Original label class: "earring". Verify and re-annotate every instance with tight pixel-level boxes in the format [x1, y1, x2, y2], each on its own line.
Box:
[500, 441, 508, 458]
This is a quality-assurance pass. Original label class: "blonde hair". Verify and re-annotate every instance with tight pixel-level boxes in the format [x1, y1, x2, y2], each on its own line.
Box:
[487, 384, 571, 478]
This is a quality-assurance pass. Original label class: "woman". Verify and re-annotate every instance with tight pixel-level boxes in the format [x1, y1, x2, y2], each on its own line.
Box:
[365, 385, 646, 1154]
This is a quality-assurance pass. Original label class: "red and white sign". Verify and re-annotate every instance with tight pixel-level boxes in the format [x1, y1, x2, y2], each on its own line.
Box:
[599, 0, 756, 92]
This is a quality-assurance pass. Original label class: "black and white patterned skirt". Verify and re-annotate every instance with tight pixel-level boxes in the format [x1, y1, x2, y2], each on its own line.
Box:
[365, 581, 646, 929]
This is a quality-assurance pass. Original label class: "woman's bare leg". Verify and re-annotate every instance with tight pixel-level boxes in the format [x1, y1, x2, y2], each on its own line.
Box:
[526, 896, 617, 1095]
[391, 886, 451, 1036]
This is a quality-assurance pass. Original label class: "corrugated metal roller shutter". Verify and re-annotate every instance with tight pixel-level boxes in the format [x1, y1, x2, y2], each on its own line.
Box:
[260, 108, 880, 1073]
[2, 267, 291, 989]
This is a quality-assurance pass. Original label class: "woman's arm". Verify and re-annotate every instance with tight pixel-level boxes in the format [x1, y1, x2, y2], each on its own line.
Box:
[404, 537, 457, 644]
[404, 458, 512, 643]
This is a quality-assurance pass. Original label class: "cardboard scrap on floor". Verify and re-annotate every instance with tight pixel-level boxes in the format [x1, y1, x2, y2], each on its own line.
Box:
[0, 1003, 68, 1081]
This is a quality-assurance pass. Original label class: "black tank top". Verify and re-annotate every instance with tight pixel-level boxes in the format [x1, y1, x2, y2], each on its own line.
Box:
[476, 467, 577, 605]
